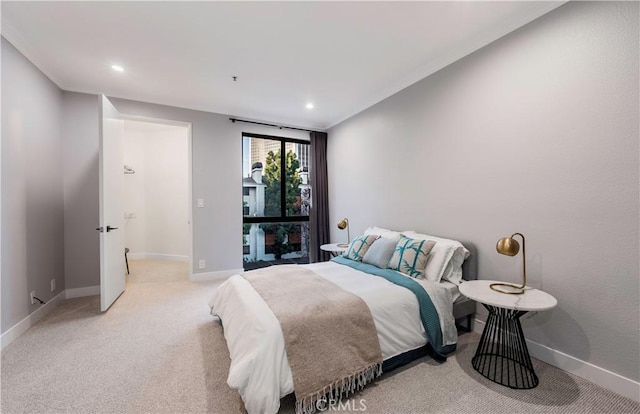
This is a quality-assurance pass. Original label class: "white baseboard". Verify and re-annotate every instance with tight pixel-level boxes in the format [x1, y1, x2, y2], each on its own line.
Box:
[65, 285, 100, 299]
[1, 291, 66, 350]
[127, 252, 189, 262]
[190, 268, 243, 282]
[472, 318, 639, 402]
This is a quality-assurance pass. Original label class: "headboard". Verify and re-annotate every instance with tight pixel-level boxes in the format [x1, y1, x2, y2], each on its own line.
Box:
[459, 239, 477, 282]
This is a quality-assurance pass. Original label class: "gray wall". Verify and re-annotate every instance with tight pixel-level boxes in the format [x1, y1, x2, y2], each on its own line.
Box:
[1, 38, 65, 333]
[327, 1, 639, 382]
[61, 92, 100, 290]
[62, 94, 309, 289]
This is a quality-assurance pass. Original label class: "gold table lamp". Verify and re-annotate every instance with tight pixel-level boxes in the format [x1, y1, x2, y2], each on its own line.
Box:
[491, 232, 527, 295]
[337, 218, 350, 247]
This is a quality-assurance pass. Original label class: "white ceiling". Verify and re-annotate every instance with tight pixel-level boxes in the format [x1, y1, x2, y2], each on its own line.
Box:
[2, 1, 564, 130]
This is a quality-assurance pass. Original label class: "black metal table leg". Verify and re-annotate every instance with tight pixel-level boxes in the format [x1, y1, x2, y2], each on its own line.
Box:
[471, 304, 538, 389]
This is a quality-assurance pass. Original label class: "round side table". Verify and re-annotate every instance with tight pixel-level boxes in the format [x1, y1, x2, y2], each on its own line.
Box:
[459, 280, 557, 389]
[320, 243, 348, 257]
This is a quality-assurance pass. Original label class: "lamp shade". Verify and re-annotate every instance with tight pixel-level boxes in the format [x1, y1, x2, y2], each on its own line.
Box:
[496, 237, 520, 256]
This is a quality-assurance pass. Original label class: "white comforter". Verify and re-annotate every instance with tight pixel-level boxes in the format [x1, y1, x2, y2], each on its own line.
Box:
[209, 261, 457, 414]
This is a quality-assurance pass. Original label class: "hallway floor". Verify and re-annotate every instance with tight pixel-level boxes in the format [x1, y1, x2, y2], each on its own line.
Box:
[127, 259, 190, 284]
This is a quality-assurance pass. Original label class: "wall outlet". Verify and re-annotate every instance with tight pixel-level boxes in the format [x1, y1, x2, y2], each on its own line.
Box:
[51, 279, 56, 292]
[198, 259, 205, 269]
[30, 291, 36, 305]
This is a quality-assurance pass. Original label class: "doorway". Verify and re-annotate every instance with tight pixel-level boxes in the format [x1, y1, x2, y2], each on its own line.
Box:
[121, 118, 192, 282]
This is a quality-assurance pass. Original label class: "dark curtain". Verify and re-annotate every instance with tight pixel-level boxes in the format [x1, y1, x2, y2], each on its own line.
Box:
[309, 131, 331, 262]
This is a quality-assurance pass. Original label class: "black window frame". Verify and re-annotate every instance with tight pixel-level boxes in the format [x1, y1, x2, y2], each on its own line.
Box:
[242, 132, 310, 224]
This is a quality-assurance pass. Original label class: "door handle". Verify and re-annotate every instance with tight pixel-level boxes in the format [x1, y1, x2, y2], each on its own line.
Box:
[96, 226, 118, 232]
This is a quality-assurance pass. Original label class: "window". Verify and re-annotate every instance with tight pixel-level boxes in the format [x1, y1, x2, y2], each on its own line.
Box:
[242, 133, 311, 269]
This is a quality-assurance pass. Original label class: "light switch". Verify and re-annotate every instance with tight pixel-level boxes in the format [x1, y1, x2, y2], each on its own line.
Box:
[197, 199, 204, 208]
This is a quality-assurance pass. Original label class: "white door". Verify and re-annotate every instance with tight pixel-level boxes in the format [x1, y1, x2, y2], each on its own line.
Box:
[99, 95, 126, 311]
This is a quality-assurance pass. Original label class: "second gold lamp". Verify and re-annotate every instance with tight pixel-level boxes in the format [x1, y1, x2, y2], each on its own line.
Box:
[337, 218, 350, 247]
[491, 232, 527, 295]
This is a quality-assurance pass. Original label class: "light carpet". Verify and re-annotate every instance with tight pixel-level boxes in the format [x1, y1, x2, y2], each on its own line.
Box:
[1, 260, 638, 413]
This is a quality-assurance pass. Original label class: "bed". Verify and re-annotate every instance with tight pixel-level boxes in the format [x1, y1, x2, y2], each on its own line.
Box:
[210, 229, 477, 414]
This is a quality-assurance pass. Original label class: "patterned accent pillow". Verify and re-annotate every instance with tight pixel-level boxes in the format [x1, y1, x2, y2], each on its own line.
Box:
[388, 236, 437, 278]
[343, 235, 380, 262]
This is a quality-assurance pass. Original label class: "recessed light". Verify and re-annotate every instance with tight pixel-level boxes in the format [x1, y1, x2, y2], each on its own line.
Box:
[306, 103, 314, 109]
[111, 65, 124, 72]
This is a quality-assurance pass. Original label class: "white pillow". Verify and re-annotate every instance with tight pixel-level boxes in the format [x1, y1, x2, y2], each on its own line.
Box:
[441, 260, 464, 286]
[363, 226, 402, 240]
[402, 231, 470, 284]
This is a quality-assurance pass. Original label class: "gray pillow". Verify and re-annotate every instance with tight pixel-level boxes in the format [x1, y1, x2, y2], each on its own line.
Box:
[362, 237, 397, 269]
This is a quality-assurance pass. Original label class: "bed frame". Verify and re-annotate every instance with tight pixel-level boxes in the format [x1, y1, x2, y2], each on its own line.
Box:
[382, 239, 477, 370]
